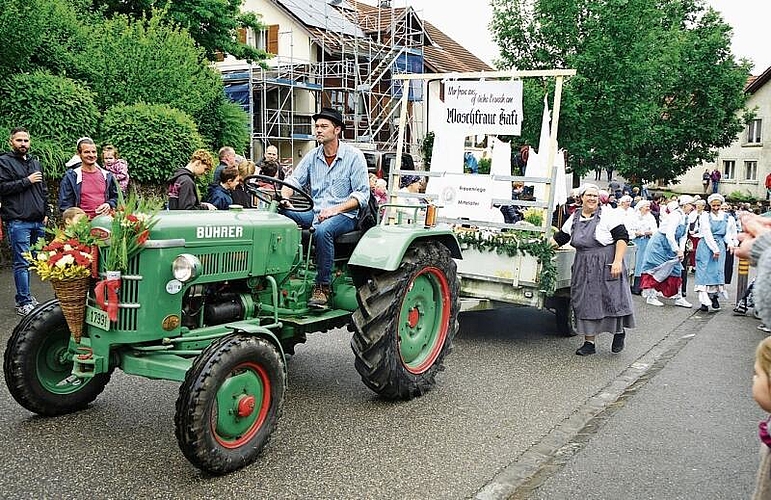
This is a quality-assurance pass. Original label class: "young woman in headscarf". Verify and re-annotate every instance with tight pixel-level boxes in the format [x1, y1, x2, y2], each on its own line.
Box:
[628, 199, 657, 295]
[638, 196, 696, 308]
[694, 193, 738, 311]
[552, 183, 636, 356]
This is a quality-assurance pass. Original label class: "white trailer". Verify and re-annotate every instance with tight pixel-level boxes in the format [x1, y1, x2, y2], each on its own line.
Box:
[384, 69, 633, 335]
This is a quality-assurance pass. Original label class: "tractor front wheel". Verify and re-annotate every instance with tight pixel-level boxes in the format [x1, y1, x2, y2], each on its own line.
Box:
[351, 241, 460, 400]
[3, 301, 111, 416]
[175, 334, 285, 475]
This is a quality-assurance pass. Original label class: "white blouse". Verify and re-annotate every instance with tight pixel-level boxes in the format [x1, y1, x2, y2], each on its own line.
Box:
[629, 212, 657, 239]
[699, 211, 739, 253]
[560, 208, 624, 246]
[658, 208, 687, 253]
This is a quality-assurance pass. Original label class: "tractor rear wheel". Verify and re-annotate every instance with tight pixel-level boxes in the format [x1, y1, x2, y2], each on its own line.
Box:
[4, 301, 111, 416]
[351, 241, 460, 400]
[175, 334, 285, 475]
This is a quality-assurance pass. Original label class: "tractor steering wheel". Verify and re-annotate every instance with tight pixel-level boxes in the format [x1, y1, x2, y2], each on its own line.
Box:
[242, 174, 314, 212]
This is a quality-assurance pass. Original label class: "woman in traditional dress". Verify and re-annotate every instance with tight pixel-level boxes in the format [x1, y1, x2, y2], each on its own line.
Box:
[694, 193, 738, 311]
[553, 183, 636, 356]
[639, 196, 696, 308]
[629, 199, 657, 295]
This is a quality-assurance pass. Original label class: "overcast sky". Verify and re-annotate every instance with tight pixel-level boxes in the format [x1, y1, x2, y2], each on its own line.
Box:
[403, 0, 770, 74]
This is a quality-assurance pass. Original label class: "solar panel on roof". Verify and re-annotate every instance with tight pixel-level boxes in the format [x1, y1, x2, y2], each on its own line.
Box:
[276, 0, 364, 37]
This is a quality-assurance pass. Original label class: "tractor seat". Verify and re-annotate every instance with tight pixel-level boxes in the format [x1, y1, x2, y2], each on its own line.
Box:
[300, 194, 379, 259]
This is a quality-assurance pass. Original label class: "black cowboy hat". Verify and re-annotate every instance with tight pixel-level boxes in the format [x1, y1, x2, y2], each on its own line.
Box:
[312, 107, 346, 131]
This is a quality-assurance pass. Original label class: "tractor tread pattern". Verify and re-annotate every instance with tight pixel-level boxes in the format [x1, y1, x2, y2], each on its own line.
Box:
[174, 334, 285, 475]
[350, 241, 460, 400]
[3, 301, 111, 416]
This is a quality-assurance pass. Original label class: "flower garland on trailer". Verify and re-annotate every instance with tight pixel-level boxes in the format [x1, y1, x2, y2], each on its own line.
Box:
[453, 227, 558, 296]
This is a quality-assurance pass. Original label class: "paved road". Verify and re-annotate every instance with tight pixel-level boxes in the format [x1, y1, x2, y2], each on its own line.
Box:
[0, 269, 757, 499]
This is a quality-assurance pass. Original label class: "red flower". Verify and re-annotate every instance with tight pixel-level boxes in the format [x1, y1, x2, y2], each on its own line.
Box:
[127, 214, 139, 223]
[137, 229, 149, 245]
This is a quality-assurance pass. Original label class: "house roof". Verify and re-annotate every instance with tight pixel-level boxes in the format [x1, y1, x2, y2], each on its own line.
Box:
[348, 1, 492, 72]
[276, 0, 492, 72]
[746, 66, 771, 94]
[421, 20, 493, 73]
[274, 0, 363, 37]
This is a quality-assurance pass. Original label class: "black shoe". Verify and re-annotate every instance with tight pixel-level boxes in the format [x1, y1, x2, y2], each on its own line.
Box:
[611, 333, 626, 353]
[711, 296, 720, 310]
[733, 304, 748, 316]
[699, 305, 708, 312]
[575, 341, 596, 356]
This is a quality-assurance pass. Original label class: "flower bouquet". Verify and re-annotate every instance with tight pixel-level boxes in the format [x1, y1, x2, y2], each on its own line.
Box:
[94, 192, 159, 322]
[25, 217, 101, 342]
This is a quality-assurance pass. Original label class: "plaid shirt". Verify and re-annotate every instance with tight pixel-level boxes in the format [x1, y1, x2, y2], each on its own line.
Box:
[286, 142, 370, 219]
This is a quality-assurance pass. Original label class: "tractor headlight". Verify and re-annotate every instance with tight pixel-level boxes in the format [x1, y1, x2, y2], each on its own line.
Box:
[172, 254, 201, 282]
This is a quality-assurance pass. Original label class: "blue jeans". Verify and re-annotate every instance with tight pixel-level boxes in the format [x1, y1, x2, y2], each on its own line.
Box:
[282, 211, 356, 285]
[7, 219, 45, 306]
[712, 181, 719, 194]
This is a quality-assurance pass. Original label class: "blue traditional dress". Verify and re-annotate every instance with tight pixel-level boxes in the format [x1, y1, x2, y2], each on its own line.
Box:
[639, 209, 687, 297]
[694, 211, 737, 306]
[631, 211, 658, 279]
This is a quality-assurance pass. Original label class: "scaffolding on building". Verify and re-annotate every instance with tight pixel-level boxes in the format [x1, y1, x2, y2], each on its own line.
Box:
[221, 0, 426, 165]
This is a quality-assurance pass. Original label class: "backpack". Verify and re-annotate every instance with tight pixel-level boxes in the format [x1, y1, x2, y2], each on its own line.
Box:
[356, 192, 379, 232]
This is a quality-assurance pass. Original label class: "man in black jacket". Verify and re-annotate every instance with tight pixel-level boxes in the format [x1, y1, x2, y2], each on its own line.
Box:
[0, 128, 50, 316]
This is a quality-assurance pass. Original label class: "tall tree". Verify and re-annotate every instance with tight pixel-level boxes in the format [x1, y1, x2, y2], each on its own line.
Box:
[491, 0, 751, 183]
[91, 0, 270, 63]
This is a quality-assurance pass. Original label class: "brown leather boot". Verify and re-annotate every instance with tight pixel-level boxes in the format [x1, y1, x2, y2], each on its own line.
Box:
[309, 284, 330, 308]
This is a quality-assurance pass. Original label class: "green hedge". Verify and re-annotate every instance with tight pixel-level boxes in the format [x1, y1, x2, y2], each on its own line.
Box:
[100, 103, 205, 185]
[197, 94, 250, 152]
[0, 71, 100, 178]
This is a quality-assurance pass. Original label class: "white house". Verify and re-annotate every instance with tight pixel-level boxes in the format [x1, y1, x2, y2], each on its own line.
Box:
[675, 66, 771, 199]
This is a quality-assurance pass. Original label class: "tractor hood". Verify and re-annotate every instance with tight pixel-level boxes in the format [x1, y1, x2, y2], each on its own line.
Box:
[92, 210, 299, 249]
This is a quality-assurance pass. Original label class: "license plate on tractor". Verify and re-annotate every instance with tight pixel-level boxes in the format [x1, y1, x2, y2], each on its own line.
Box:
[85, 305, 110, 331]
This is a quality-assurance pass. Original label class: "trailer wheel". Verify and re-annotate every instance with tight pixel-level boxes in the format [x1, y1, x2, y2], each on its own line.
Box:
[351, 241, 459, 400]
[175, 334, 285, 475]
[4, 301, 111, 416]
[554, 296, 577, 337]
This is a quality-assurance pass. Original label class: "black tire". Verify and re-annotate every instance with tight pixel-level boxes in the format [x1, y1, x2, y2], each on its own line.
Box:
[175, 334, 285, 475]
[351, 241, 460, 400]
[554, 296, 577, 337]
[4, 301, 111, 416]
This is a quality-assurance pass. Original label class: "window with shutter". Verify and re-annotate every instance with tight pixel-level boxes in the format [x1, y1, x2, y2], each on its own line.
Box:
[267, 25, 279, 54]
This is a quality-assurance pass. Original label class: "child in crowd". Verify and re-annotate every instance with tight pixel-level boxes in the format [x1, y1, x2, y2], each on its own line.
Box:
[375, 179, 388, 205]
[102, 145, 130, 193]
[62, 207, 87, 227]
[232, 159, 256, 208]
[167, 149, 216, 210]
[369, 173, 388, 206]
[753, 337, 771, 498]
[206, 166, 239, 210]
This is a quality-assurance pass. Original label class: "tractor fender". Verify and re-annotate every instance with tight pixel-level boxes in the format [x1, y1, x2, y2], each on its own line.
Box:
[224, 321, 287, 378]
[348, 225, 462, 272]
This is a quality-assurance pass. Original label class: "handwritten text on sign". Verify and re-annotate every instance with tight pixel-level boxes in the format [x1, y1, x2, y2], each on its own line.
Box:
[445, 80, 523, 135]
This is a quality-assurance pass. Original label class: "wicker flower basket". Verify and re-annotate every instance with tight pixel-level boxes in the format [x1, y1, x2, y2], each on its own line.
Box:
[51, 276, 91, 343]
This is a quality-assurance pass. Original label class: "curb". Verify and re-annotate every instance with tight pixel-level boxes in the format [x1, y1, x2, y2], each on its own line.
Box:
[474, 308, 713, 499]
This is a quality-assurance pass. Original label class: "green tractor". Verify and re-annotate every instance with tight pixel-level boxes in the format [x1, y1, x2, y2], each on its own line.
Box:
[3, 176, 461, 474]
